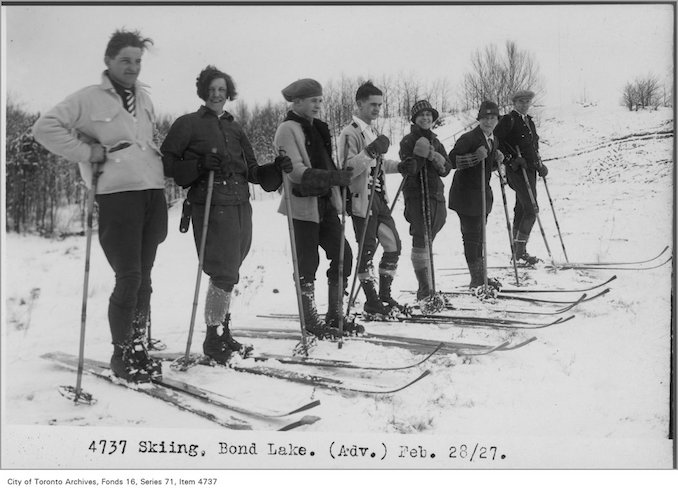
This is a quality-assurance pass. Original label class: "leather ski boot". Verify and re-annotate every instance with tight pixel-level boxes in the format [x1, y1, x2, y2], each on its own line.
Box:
[378, 273, 403, 313]
[301, 281, 341, 339]
[361, 278, 391, 318]
[110, 342, 152, 383]
[514, 236, 540, 265]
[203, 326, 232, 365]
[220, 314, 253, 357]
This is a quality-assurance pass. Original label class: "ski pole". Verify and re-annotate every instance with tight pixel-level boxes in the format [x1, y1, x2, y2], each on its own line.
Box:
[541, 175, 570, 263]
[480, 153, 488, 289]
[278, 148, 309, 355]
[70, 161, 101, 404]
[346, 156, 384, 317]
[420, 164, 435, 294]
[498, 165, 520, 285]
[517, 148, 554, 265]
[336, 136, 350, 348]
[182, 149, 217, 367]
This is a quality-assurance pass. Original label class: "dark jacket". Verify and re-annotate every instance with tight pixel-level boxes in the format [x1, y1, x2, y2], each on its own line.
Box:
[398, 124, 452, 202]
[161, 106, 281, 205]
[494, 110, 540, 170]
[448, 126, 499, 216]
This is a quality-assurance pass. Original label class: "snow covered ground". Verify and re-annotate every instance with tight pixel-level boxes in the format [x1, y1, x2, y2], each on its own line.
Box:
[2, 104, 674, 470]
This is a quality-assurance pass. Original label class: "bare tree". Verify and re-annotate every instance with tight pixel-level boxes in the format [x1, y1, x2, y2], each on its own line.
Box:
[461, 40, 544, 111]
[620, 73, 663, 110]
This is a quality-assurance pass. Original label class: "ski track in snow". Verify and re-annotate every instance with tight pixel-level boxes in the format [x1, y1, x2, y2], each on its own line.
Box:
[3, 104, 672, 439]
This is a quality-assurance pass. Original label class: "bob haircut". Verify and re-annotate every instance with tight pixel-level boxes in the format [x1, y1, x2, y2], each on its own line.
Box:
[196, 66, 238, 102]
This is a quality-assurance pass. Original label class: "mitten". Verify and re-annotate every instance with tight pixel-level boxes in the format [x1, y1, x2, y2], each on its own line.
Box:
[274, 154, 293, 173]
[413, 137, 432, 159]
[328, 168, 354, 187]
[538, 163, 549, 177]
[430, 152, 447, 173]
[510, 156, 527, 172]
[365, 135, 390, 158]
[474, 146, 488, 161]
[198, 152, 224, 173]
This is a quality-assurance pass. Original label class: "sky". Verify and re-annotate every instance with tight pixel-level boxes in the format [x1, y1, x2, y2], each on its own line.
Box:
[1, 2, 675, 118]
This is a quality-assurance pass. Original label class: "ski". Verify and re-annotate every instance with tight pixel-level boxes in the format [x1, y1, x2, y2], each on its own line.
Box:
[551, 246, 669, 267]
[229, 364, 432, 395]
[399, 314, 576, 330]
[155, 343, 443, 372]
[440, 246, 669, 271]
[155, 375, 321, 419]
[156, 352, 432, 395]
[440, 295, 585, 316]
[251, 342, 444, 371]
[486, 275, 617, 294]
[432, 288, 611, 306]
[235, 327, 534, 356]
[43, 352, 318, 430]
[548, 256, 671, 271]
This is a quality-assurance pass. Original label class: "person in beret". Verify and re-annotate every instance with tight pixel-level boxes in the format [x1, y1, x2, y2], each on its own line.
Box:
[448, 101, 505, 291]
[161, 65, 291, 364]
[397, 100, 452, 306]
[494, 89, 547, 265]
[338, 81, 403, 318]
[274, 78, 356, 339]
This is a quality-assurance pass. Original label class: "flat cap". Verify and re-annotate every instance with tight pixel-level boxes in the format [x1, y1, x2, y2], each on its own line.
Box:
[281, 78, 323, 102]
[512, 90, 535, 102]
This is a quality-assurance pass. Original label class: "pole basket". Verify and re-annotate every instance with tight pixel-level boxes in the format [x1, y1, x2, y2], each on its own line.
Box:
[419, 292, 447, 314]
[293, 336, 317, 357]
[58, 385, 96, 405]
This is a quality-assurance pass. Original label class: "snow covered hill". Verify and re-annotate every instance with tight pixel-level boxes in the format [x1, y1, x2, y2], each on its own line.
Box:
[2, 104, 674, 468]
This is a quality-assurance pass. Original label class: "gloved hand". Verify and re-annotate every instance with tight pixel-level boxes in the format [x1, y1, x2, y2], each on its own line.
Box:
[398, 158, 424, 176]
[198, 152, 225, 173]
[474, 146, 488, 161]
[510, 156, 527, 172]
[413, 137, 432, 159]
[495, 149, 505, 165]
[89, 143, 106, 164]
[328, 167, 354, 187]
[430, 152, 447, 173]
[274, 154, 293, 173]
[537, 163, 549, 177]
[365, 135, 390, 158]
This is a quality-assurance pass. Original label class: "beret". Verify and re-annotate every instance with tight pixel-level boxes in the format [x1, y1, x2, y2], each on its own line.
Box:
[281, 78, 323, 102]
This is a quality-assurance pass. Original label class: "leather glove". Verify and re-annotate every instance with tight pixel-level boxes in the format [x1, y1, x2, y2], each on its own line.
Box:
[510, 156, 527, 172]
[328, 167, 354, 187]
[89, 143, 106, 164]
[397, 158, 424, 176]
[365, 135, 390, 158]
[413, 137, 432, 159]
[538, 163, 549, 177]
[495, 149, 505, 165]
[198, 152, 224, 173]
[474, 146, 488, 161]
[274, 154, 293, 173]
[431, 152, 447, 172]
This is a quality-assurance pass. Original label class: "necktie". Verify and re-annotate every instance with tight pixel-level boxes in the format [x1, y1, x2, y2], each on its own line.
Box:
[124, 89, 136, 117]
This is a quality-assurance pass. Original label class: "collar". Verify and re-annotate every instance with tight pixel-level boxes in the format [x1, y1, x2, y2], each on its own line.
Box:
[352, 115, 374, 134]
[411, 124, 435, 140]
[100, 71, 149, 94]
[513, 109, 530, 121]
[198, 105, 234, 121]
